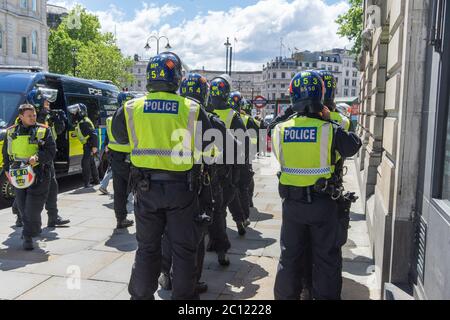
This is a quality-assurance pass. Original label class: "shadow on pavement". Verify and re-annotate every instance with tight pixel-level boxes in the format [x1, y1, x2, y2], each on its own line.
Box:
[341, 277, 371, 300]
[0, 230, 50, 271]
[248, 207, 274, 223]
[69, 187, 97, 195]
[105, 228, 137, 252]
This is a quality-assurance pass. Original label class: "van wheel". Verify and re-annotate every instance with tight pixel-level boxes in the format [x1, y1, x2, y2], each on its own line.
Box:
[0, 175, 15, 201]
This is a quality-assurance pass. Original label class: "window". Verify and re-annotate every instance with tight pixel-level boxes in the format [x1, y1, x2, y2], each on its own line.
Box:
[273, 72, 277, 79]
[328, 66, 332, 71]
[267, 84, 270, 89]
[352, 89, 356, 96]
[346, 70, 350, 77]
[281, 72, 286, 79]
[138, 68, 141, 74]
[32, 31, 37, 55]
[344, 79, 350, 86]
[20, 0, 27, 9]
[352, 80, 357, 87]
[138, 80, 142, 87]
[0, 24, 3, 50]
[21, 37, 27, 53]
[32, 0, 37, 11]
[313, 63, 317, 68]
[353, 71, 358, 77]
[281, 84, 286, 89]
[335, 66, 339, 72]
[281, 93, 286, 99]
[305, 63, 310, 67]
[344, 89, 349, 96]
[272, 84, 276, 88]
[321, 64, 326, 69]
[272, 93, 276, 100]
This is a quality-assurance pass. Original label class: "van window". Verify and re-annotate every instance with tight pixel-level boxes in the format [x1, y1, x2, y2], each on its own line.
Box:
[66, 96, 100, 128]
[99, 98, 119, 125]
[0, 93, 22, 128]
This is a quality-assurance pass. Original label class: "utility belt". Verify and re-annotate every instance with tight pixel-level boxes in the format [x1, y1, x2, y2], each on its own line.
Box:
[110, 150, 131, 164]
[130, 167, 200, 192]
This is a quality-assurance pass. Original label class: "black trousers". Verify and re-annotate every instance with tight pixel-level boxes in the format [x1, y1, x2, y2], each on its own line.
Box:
[207, 166, 232, 253]
[15, 169, 51, 237]
[128, 181, 201, 300]
[82, 144, 99, 185]
[248, 175, 255, 207]
[13, 164, 58, 220]
[110, 151, 131, 221]
[274, 184, 341, 300]
[228, 165, 253, 221]
[161, 225, 207, 282]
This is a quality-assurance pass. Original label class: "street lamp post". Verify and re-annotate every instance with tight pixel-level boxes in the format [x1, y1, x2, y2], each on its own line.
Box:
[71, 47, 78, 77]
[144, 34, 172, 55]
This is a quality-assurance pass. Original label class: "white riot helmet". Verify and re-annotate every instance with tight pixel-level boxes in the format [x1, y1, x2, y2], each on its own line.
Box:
[7, 163, 36, 189]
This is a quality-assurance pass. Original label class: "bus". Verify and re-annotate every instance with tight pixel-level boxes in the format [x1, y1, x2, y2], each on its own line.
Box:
[0, 70, 120, 201]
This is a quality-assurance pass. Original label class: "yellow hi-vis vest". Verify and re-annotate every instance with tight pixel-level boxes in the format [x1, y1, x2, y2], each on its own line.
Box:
[106, 116, 131, 153]
[7, 124, 47, 163]
[75, 117, 95, 145]
[241, 113, 258, 147]
[124, 92, 201, 171]
[330, 112, 350, 131]
[214, 108, 238, 129]
[272, 116, 334, 187]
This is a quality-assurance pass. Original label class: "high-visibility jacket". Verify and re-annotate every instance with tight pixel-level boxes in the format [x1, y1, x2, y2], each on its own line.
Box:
[214, 108, 238, 129]
[272, 116, 334, 187]
[106, 116, 131, 153]
[330, 112, 350, 131]
[7, 124, 47, 164]
[124, 92, 201, 171]
[75, 117, 95, 145]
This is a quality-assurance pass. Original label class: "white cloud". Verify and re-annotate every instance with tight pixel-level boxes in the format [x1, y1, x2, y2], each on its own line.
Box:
[51, 0, 351, 71]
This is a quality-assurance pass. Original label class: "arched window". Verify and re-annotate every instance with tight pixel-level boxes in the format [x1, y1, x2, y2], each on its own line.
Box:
[32, 31, 38, 55]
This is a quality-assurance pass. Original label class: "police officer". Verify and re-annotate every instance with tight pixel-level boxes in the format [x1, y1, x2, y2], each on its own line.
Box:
[3, 104, 56, 250]
[105, 92, 135, 229]
[68, 103, 100, 188]
[207, 75, 248, 265]
[159, 73, 230, 294]
[12, 89, 70, 228]
[230, 95, 260, 227]
[111, 52, 213, 300]
[272, 71, 362, 300]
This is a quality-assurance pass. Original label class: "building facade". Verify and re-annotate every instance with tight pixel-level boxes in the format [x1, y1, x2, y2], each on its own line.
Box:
[46, 3, 67, 29]
[126, 55, 148, 93]
[356, 0, 450, 299]
[0, 0, 48, 70]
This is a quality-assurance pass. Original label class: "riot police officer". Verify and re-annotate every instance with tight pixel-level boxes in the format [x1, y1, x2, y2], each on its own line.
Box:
[105, 92, 135, 229]
[272, 71, 361, 300]
[3, 104, 56, 250]
[207, 75, 248, 265]
[12, 89, 70, 228]
[159, 73, 230, 294]
[111, 52, 213, 300]
[67, 103, 100, 188]
[229, 94, 260, 228]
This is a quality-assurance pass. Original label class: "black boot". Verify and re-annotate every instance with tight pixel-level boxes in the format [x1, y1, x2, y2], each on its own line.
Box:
[15, 215, 23, 228]
[243, 219, 251, 228]
[116, 218, 134, 229]
[22, 236, 34, 251]
[48, 215, 71, 227]
[217, 251, 230, 266]
[236, 221, 246, 236]
[158, 273, 172, 290]
[196, 282, 208, 294]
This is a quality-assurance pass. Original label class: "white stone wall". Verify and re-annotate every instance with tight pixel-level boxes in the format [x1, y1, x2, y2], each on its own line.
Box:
[0, 0, 48, 70]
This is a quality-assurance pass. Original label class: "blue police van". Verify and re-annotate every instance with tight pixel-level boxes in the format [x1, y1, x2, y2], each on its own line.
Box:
[0, 68, 120, 201]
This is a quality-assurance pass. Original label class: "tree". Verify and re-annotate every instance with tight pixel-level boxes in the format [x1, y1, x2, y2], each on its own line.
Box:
[48, 5, 134, 87]
[336, 0, 364, 55]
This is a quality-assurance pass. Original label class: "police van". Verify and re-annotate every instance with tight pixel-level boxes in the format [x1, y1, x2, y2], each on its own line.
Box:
[0, 69, 120, 201]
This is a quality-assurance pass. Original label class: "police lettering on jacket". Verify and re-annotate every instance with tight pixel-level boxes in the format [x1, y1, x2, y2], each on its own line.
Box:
[284, 127, 317, 143]
[144, 100, 179, 114]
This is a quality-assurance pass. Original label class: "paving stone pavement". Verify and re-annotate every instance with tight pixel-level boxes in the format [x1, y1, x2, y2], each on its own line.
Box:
[0, 155, 380, 300]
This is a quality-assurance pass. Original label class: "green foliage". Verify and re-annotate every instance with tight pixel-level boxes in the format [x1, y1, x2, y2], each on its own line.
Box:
[48, 5, 134, 87]
[336, 0, 364, 55]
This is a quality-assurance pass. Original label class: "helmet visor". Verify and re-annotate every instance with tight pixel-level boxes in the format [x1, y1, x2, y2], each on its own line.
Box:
[39, 88, 58, 103]
[67, 104, 80, 115]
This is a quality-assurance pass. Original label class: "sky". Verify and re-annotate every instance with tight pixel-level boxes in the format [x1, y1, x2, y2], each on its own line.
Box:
[48, 0, 352, 71]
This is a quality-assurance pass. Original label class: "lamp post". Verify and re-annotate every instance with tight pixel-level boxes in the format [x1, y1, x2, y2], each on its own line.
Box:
[71, 47, 78, 77]
[144, 34, 172, 55]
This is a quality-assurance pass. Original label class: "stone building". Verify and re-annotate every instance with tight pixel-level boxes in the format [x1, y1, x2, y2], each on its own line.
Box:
[0, 0, 48, 70]
[356, 0, 450, 299]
